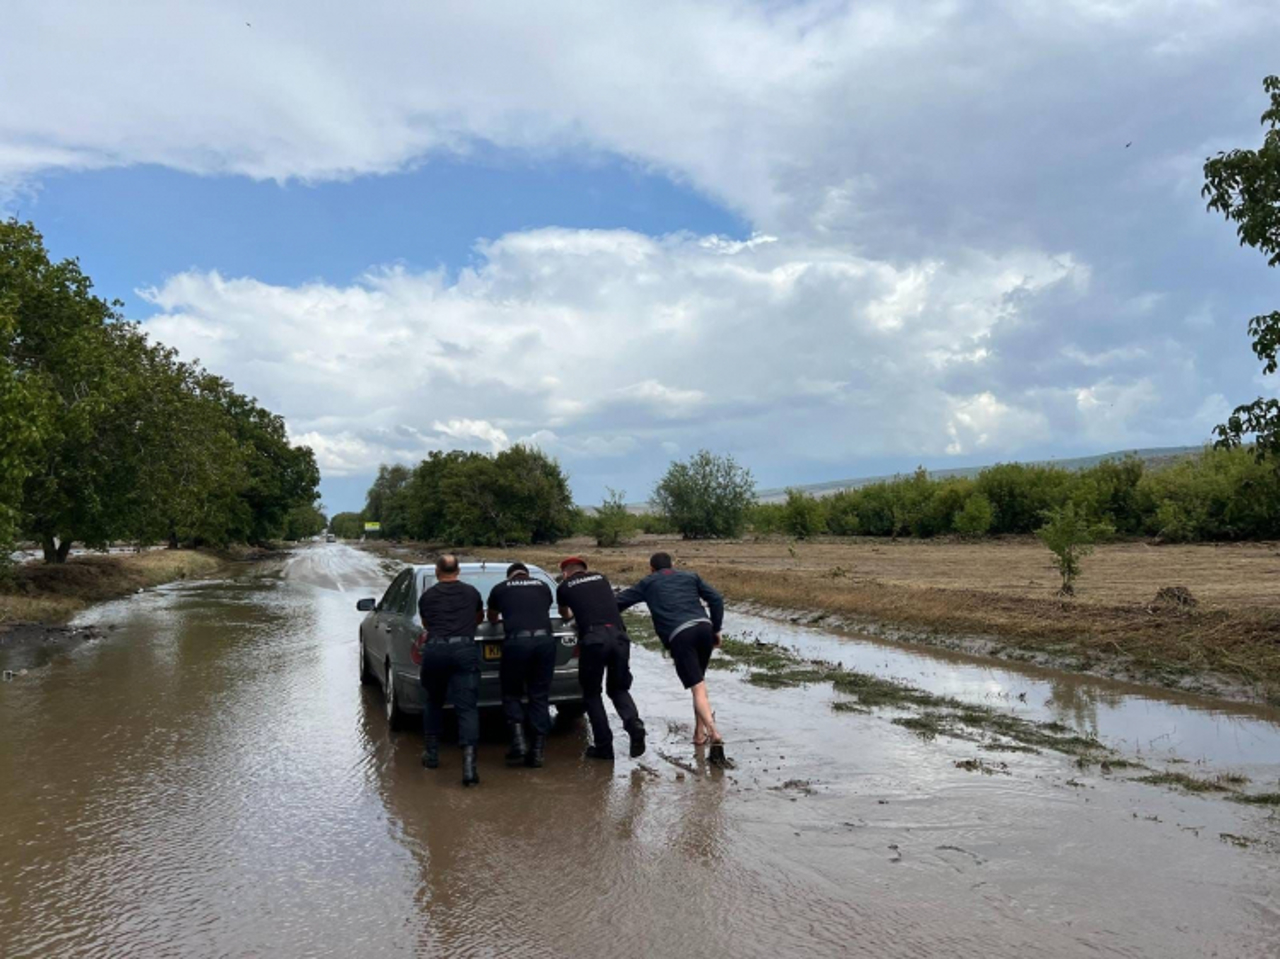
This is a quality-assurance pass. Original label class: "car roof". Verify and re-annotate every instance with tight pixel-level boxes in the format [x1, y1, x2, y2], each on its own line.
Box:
[412, 561, 551, 577]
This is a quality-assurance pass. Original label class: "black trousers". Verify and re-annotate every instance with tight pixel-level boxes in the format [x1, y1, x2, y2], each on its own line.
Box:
[420, 640, 480, 747]
[500, 633, 556, 735]
[577, 628, 640, 747]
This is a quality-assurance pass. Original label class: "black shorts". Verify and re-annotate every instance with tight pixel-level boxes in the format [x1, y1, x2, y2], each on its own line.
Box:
[669, 622, 715, 689]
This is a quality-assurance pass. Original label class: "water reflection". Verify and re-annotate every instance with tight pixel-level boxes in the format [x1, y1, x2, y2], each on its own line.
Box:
[724, 610, 1280, 773]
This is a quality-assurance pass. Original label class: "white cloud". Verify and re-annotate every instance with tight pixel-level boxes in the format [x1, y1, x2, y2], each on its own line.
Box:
[3, 0, 1277, 239]
[136, 225, 1153, 492]
[432, 418, 510, 452]
[6, 0, 1274, 500]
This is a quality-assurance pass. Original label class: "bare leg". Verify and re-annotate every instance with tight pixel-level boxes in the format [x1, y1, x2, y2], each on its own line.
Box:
[690, 682, 719, 744]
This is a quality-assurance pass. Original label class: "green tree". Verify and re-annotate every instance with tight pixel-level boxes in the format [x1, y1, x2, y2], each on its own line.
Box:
[283, 504, 328, 541]
[1035, 503, 1113, 596]
[364, 463, 413, 539]
[592, 488, 633, 547]
[329, 512, 366, 539]
[652, 450, 755, 539]
[1204, 75, 1280, 460]
[388, 445, 574, 547]
[782, 489, 825, 539]
[953, 492, 995, 537]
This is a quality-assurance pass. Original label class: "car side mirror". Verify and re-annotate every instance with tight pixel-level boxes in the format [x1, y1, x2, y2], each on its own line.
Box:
[356, 598, 376, 612]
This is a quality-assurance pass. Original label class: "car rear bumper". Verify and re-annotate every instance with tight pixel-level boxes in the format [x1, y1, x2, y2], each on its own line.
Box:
[391, 665, 582, 713]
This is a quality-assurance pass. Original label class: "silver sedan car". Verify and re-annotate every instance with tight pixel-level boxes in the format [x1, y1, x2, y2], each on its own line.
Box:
[357, 561, 584, 730]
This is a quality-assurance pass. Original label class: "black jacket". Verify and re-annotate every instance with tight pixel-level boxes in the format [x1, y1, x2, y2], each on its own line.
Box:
[615, 568, 724, 645]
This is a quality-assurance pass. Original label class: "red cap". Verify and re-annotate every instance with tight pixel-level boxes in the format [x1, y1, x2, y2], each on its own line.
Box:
[559, 555, 587, 571]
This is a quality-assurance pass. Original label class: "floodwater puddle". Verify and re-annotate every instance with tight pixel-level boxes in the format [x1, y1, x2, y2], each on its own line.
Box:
[711, 609, 1280, 781]
[3, 544, 1279, 958]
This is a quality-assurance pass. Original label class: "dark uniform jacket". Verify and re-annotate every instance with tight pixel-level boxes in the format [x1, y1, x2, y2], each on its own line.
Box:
[615, 568, 724, 646]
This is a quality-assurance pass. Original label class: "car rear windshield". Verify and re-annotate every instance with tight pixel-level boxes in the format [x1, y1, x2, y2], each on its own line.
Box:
[418, 569, 556, 607]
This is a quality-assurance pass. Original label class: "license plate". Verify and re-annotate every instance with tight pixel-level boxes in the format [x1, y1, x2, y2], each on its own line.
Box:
[482, 642, 502, 661]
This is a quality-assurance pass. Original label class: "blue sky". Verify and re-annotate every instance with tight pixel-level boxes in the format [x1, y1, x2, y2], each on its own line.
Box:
[4, 1, 1279, 516]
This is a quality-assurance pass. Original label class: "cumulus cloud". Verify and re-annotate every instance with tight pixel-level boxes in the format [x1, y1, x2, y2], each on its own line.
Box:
[6, 0, 1278, 498]
[135, 225, 1230, 490]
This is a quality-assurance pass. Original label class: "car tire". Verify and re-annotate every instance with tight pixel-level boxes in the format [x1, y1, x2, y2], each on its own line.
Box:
[385, 660, 408, 732]
[358, 635, 376, 685]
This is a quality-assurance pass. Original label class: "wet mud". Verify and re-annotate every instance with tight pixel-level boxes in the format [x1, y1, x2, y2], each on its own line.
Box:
[1, 543, 1278, 958]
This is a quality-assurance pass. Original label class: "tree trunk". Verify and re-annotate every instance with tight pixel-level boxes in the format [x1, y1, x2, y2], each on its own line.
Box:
[56, 539, 73, 563]
[42, 535, 57, 564]
[168, 530, 179, 550]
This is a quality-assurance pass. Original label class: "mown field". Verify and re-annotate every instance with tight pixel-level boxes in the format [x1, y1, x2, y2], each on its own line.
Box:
[454, 534, 1280, 705]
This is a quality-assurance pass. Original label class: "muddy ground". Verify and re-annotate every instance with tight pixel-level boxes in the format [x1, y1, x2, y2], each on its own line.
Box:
[2, 541, 1277, 958]
[442, 535, 1280, 704]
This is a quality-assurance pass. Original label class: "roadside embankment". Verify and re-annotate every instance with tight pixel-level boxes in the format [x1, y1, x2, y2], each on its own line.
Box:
[1, 550, 229, 669]
[451, 535, 1280, 705]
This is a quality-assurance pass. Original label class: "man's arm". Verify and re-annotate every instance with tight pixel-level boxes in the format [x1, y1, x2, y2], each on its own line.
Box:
[558, 604, 574, 622]
[614, 582, 646, 611]
[697, 575, 725, 634]
[475, 589, 485, 625]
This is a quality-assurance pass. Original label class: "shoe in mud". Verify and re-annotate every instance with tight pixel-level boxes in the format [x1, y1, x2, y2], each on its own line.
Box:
[625, 720, 646, 759]
[585, 744, 615, 761]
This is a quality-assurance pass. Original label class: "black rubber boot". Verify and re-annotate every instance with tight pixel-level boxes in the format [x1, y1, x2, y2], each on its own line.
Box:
[505, 723, 529, 766]
[422, 735, 440, 769]
[462, 745, 479, 786]
[625, 719, 647, 758]
[585, 743, 615, 761]
[526, 734, 546, 768]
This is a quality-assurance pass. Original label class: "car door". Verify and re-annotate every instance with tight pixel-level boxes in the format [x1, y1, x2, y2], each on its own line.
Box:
[387, 570, 424, 679]
[369, 570, 411, 667]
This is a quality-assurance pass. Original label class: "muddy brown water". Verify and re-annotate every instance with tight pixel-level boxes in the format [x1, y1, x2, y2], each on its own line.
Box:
[1, 543, 1278, 958]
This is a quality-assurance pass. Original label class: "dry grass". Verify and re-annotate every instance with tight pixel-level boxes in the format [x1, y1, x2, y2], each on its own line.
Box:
[1, 550, 224, 626]
[467, 534, 1280, 702]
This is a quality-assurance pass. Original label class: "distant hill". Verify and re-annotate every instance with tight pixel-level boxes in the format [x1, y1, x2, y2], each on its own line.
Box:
[614, 445, 1203, 512]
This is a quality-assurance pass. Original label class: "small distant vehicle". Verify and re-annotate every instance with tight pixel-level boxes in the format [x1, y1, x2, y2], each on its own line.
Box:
[356, 562, 585, 729]
[326, 533, 336, 542]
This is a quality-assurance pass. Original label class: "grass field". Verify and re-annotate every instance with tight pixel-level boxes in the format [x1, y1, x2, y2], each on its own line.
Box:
[456, 534, 1280, 704]
[1, 550, 226, 625]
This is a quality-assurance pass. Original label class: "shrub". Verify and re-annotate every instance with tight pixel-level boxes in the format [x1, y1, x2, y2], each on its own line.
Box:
[824, 489, 861, 535]
[746, 502, 787, 534]
[1036, 503, 1113, 595]
[782, 489, 826, 539]
[592, 489, 633, 547]
[953, 493, 995, 537]
[974, 463, 1074, 534]
[652, 450, 756, 539]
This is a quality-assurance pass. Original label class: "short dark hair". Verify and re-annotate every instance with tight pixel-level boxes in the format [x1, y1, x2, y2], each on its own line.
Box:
[435, 554, 460, 575]
[506, 562, 529, 578]
[649, 552, 673, 570]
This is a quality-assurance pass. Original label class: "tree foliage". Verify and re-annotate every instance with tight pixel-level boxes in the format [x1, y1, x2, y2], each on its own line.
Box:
[329, 512, 366, 539]
[741, 448, 1280, 543]
[592, 488, 633, 547]
[652, 450, 756, 539]
[1205, 75, 1280, 460]
[359, 445, 575, 547]
[782, 488, 825, 539]
[1036, 503, 1113, 596]
[0, 219, 320, 560]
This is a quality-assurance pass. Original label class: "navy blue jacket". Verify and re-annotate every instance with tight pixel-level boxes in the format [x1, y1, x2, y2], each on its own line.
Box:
[615, 568, 724, 645]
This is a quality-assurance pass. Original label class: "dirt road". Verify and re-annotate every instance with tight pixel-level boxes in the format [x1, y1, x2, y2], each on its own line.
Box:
[1, 543, 1277, 957]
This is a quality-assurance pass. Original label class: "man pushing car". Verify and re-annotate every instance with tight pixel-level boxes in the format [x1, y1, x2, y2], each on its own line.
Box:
[616, 552, 727, 764]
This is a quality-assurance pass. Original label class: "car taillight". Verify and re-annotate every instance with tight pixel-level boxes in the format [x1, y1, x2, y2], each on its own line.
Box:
[571, 644, 580, 659]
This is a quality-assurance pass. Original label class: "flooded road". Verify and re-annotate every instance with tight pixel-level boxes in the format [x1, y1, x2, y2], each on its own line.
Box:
[2, 544, 1278, 958]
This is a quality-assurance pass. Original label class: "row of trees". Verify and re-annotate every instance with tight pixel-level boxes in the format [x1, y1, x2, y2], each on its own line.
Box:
[357, 447, 577, 547]
[751, 446, 1280, 543]
[1, 220, 322, 562]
